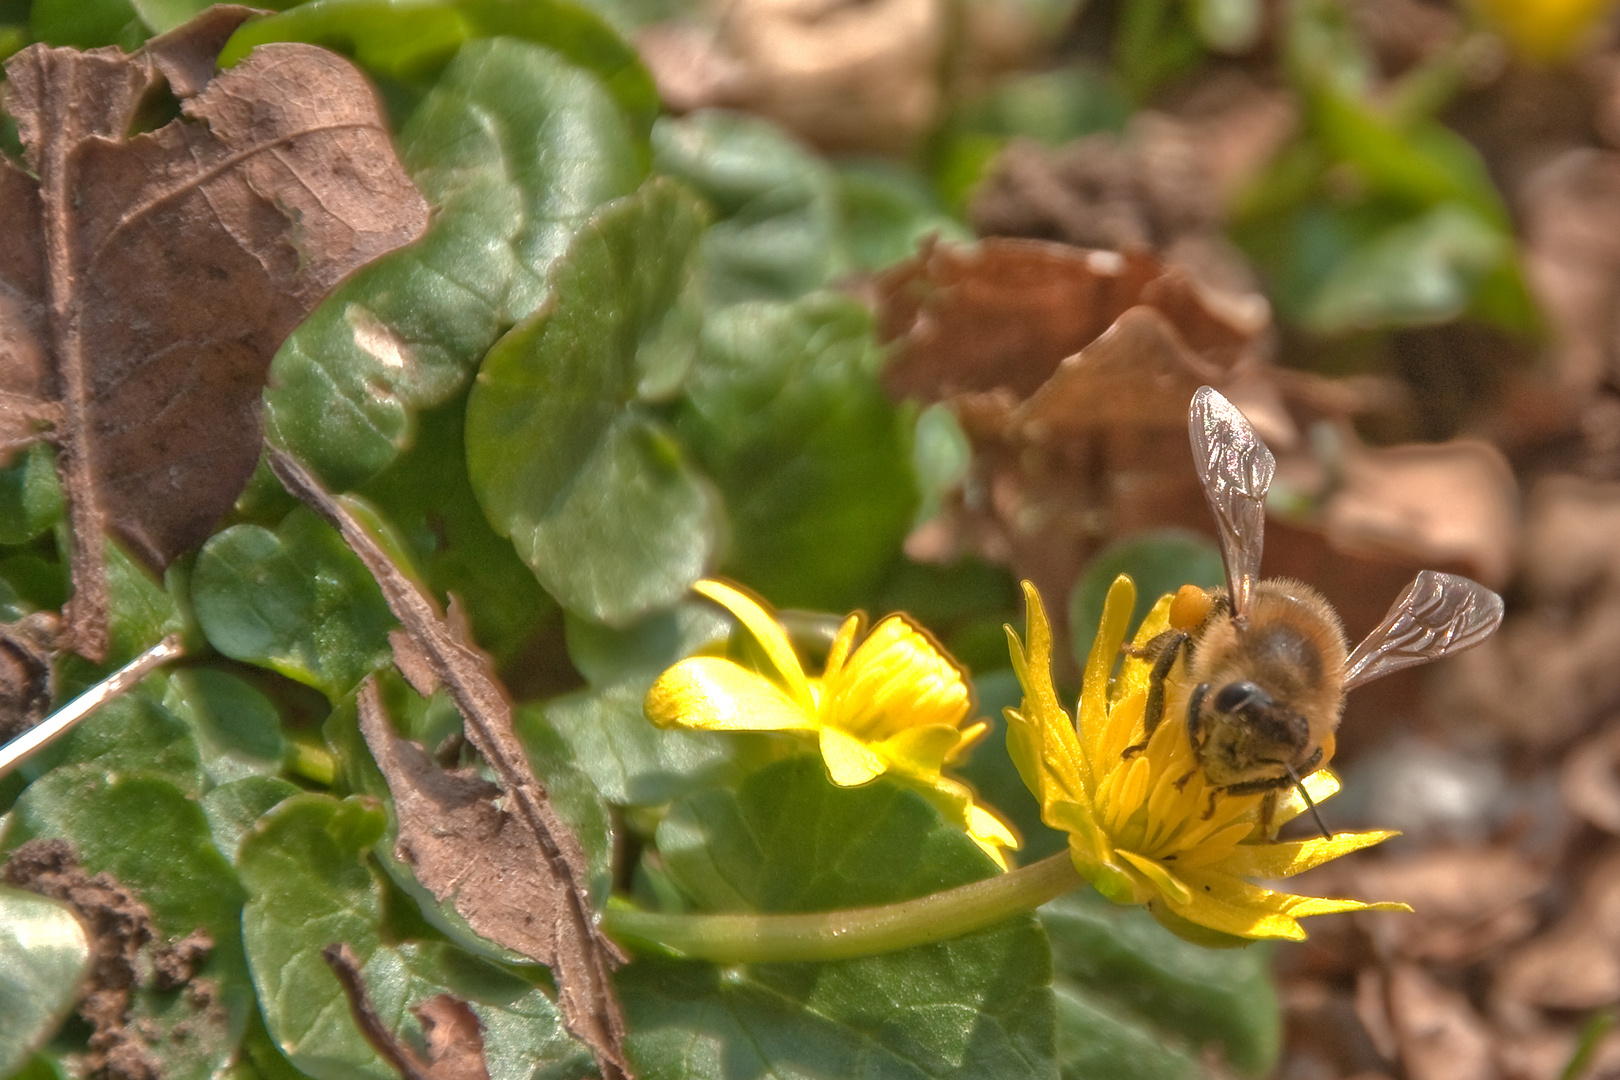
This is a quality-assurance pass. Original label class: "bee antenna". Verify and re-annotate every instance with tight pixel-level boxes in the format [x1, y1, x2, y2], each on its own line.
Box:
[1285, 765, 1332, 841]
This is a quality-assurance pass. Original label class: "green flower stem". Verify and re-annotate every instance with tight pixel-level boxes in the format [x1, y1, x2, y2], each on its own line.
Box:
[603, 851, 1083, 963]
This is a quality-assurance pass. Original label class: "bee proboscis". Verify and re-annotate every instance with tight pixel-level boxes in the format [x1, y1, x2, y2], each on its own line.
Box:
[1134, 386, 1505, 836]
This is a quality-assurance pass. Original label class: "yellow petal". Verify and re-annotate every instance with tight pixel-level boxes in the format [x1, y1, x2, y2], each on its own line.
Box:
[820, 726, 886, 786]
[694, 579, 814, 713]
[877, 724, 964, 777]
[1164, 866, 1409, 941]
[645, 657, 817, 732]
[822, 614, 862, 683]
[1118, 849, 1193, 906]
[1270, 769, 1341, 828]
[945, 720, 990, 766]
[966, 801, 1020, 852]
[824, 615, 970, 741]
[1080, 577, 1135, 773]
[1210, 830, 1400, 880]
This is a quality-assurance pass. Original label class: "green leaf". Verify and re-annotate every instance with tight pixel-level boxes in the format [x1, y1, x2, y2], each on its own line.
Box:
[263, 37, 645, 488]
[162, 670, 289, 786]
[623, 758, 1056, 1080]
[1068, 530, 1225, 670]
[679, 293, 917, 610]
[1052, 986, 1198, 1080]
[652, 111, 841, 304]
[192, 508, 396, 702]
[1041, 889, 1281, 1075]
[201, 777, 303, 862]
[0, 887, 90, 1077]
[30, 0, 144, 48]
[0, 444, 64, 546]
[563, 598, 731, 688]
[219, 0, 658, 138]
[466, 178, 716, 626]
[834, 160, 972, 271]
[523, 682, 738, 807]
[238, 794, 591, 1080]
[3, 770, 254, 1080]
[18, 693, 205, 795]
[358, 394, 554, 668]
[1299, 202, 1511, 333]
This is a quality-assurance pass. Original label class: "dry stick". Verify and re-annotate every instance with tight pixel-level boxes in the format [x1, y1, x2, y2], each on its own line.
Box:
[322, 943, 437, 1080]
[34, 48, 109, 661]
[268, 448, 633, 1080]
[0, 634, 183, 779]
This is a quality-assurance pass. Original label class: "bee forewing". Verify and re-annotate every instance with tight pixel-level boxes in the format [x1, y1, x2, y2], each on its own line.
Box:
[1342, 571, 1504, 690]
[1188, 386, 1275, 621]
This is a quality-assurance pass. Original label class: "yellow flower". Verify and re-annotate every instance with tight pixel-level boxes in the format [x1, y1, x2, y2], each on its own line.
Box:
[646, 579, 1019, 868]
[1004, 576, 1408, 944]
[1469, 0, 1618, 63]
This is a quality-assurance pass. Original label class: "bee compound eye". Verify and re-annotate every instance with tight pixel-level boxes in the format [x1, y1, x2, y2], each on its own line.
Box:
[1212, 680, 1272, 715]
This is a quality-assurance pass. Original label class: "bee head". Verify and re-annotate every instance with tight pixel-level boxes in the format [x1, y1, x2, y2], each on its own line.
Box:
[1198, 679, 1312, 786]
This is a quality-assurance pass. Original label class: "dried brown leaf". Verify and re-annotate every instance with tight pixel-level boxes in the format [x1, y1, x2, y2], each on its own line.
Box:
[269, 449, 631, 1080]
[323, 942, 491, 1080]
[1386, 963, 1500, 1080]
[0, 8, 429, 659]
[1564, 724, 1620, 834]
[1323, 438, 1521, 589]
[638, 0, 946, 152]
[876, 237, 1264, 657]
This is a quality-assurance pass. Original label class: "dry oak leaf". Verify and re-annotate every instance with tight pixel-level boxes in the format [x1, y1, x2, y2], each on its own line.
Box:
[269, 449, 631, 1080]
[0, 6, 429, 660]
[875, 237, 1265, 653]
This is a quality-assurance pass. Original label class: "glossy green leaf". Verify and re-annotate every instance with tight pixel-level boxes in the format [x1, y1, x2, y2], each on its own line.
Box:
[652, 111, 841, 303]
[30, 0, 143, 48]
[238, 794, 592, 1080]
[359, 393, 553, 667]
[163, 670, 289, 785]
[523, 682, 738, 807]
[1068, 530, 1225, 670]
[466, 178, 716, 626]
[1052, 986, 1198, 1080]
[834, 161, 971, 271]
[0, 444, 64, 546]
[192, 508, 396, 702]
[0, 887, 90, 1077]
[3, 769, 254, 1080]
[219, 0, 658, 137]
[263, 37, 644, 488]
[623, 757, 1056, 1080]
[679, 293, 916, 610]
[201, 777, 303, 862]
[563, 598, 731, 688]
[1041, 889, 1281, 1075]
[18, 692, 204, 795]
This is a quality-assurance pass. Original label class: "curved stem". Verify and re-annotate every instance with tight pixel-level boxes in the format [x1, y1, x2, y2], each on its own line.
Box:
[603, 851, 1083, 963]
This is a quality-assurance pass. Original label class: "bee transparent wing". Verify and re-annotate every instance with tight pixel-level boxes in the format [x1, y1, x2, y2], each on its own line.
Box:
[1188, 386, 1275, 621]
[1343, 571, 1504, 691]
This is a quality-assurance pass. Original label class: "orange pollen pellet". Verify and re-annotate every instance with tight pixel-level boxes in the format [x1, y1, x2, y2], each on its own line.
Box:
[1169, 584, 1213, 631]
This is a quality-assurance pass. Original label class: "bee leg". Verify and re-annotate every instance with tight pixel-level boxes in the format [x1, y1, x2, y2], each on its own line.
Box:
[1173, 769, 1196, 791]
[1123, 632, 1192, 760]
[1201, 788, 1220, 820]
[1183, 681, 1210, 752]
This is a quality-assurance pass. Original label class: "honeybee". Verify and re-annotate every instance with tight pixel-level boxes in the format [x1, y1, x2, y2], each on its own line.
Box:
[1133, 387, 1505, 835]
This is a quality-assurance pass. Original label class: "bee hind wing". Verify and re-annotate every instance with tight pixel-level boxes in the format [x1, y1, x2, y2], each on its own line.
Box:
[1188, 386, 1274, 621]
[1343, 571, 1504, 691]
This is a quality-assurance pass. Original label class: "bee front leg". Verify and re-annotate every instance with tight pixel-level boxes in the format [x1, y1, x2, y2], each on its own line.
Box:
[1123, 632, 1191, 759]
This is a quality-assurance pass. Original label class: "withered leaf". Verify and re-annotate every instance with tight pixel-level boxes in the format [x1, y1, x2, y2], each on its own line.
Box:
[0, 7, 430, 660]
[879, 237, 1263, 657]
[323, 942, 491, 1080]
[270, 449, 631, 1080]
